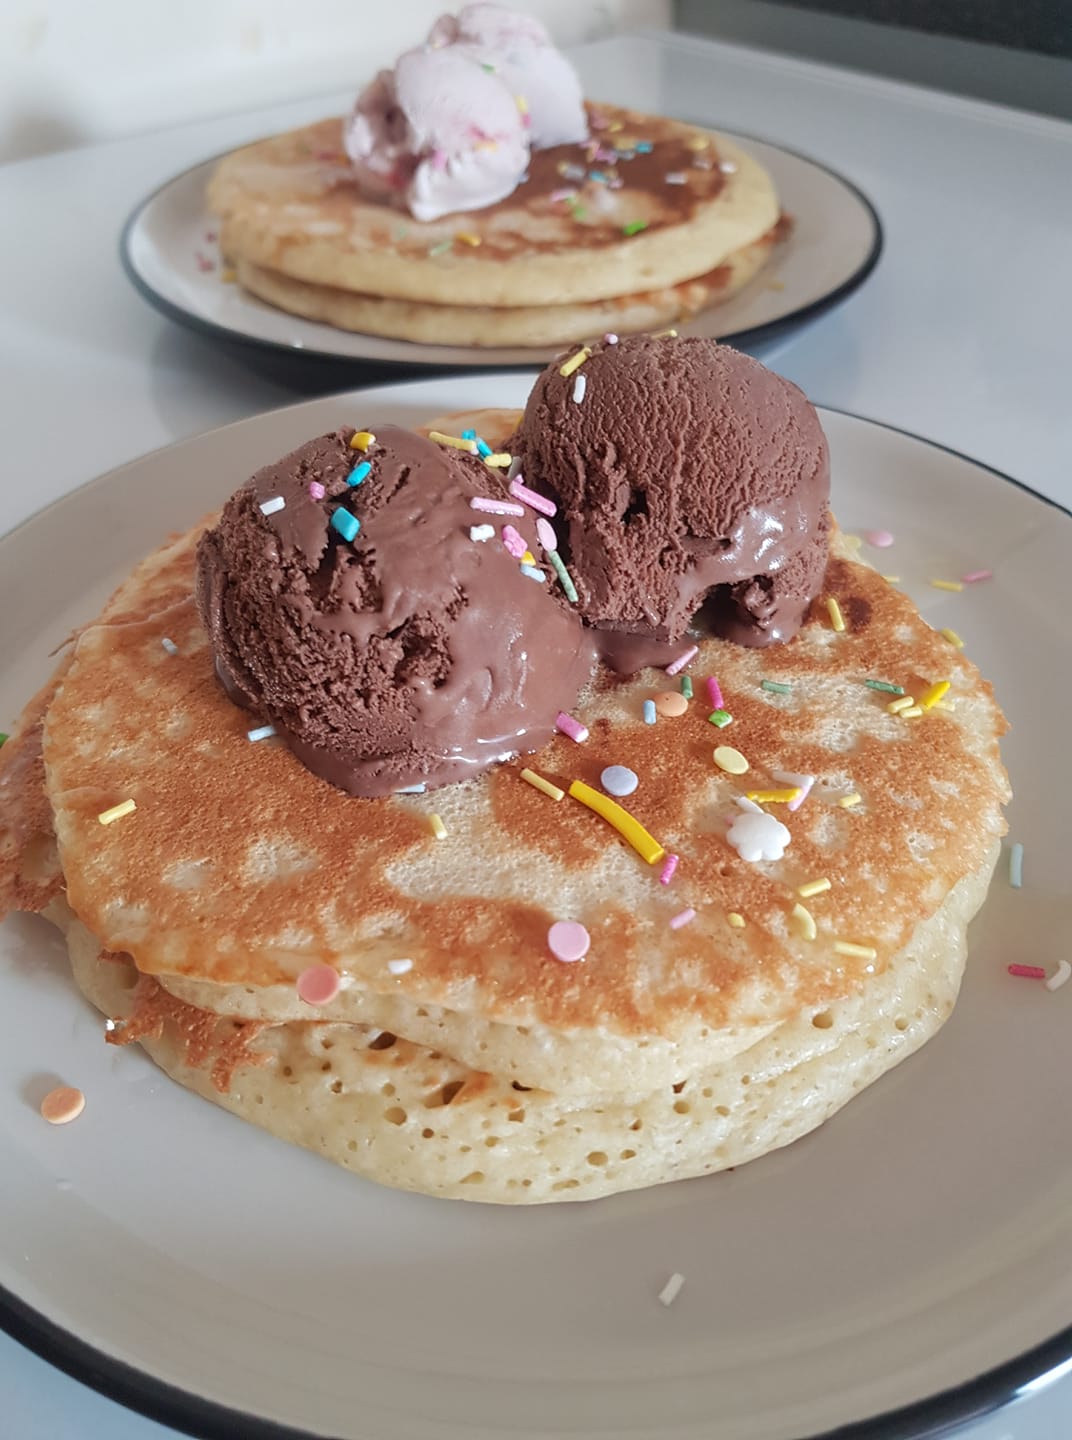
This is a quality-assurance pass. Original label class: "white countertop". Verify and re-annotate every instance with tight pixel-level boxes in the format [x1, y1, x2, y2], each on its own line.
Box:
[1, 28, 1070, 1440]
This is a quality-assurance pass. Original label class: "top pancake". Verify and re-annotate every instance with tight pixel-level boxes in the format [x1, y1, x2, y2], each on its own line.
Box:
[208, 106, 779, 307]
[37, 409, 1010, 1098]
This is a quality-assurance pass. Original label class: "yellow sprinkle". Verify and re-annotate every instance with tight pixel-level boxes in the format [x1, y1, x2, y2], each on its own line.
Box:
[686, 135, 710, 150]
[521, 550, 536, 565]
[838, 793, 862, 808]
[919, 680, 951, 711]
[568, 780, 665, 865]
[220, 267, 237, 283]
[455, 232, 481, 246]
[483, 452, 512, 467]
[429, 813, 448, 840]
[520, 768, 564, 802]
[428, 430, 477, 453]
[608, 120, 624, 133]
[98, 799, 136, 826]
[713, 745, 749, 775]
[797, 877, 832, 898]
[882, 574, 901, 583]
[651, 328, 678, 338]
[931, 579, 963, 592]
[940, 627, 965, 648]
[790, 903, 817, 941]
[900, 705, 924, 718]
[842, 534, 862, 550]
[559, 347, 591, 378]
[350, 430, 376, 452]
[826, 597, 846, 633]
[888, 695, 915, 713]
[727, 912, 746, 928]
[834, 940, 878, 960]
[745, 788, 801, 804]
[515, 95, 528, 114]
[934, 698, 957, 712]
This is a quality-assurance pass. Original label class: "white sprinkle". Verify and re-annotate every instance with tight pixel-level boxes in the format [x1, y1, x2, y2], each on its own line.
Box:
[388, 958, 414, 976]
[573, 373, 587, 403]
[719, 159, 738, 174]
[396, 783, 427, 794]
[1009, 841, 1024, 889]
[603, 332, 618, 345]
[469, 524, 495, 542]
[520, 564, 545, 582]
[246, 724, 276, 742]
[772, 768, 816, 812]
[161, 638, 179, 655]
[507, 455, 523, 480]
[1046, 960, 1071, 992]
[659, 1273, 685, 1307]
[665, 172, 687, 184]
[259, 496, 285, 516]
[104, 1018, 117, 1033]
[665, 645, 698, 677]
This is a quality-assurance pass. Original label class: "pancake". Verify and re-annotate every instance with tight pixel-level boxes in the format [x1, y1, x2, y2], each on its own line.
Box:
[208, 108, 779, 309]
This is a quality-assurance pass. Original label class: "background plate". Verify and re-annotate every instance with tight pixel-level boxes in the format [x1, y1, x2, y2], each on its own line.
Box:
[1, 374, 1068, 1440]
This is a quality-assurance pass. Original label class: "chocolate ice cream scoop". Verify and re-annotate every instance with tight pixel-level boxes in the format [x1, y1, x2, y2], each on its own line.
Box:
[510, 335, 830, 664]
[196, 426, 594, 797]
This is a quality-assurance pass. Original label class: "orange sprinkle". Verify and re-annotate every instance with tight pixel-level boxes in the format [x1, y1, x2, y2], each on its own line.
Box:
[41, 1085, 86, 1125]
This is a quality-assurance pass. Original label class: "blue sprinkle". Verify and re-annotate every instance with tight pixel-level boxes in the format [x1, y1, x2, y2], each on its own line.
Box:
[348, 460, 371, 486]
[589, 169, 608, 183]
[396, 783, 427, 795]
[331, 508, 360, 542]
[1009, 841, 1024, 889]
[635, 141, 653, 153]
[461, 429, 476, 441]
[475, 438, 492, 458]
[643, 699, 657, 725]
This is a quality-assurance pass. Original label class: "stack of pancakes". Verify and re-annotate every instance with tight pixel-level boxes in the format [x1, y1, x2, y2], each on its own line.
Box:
[0, 409, 1009, 1204]
[208, 106, 786, 347]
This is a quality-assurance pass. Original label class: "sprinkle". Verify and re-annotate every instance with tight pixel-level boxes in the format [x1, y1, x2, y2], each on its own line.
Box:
[588, 169, 609, 184]
[864, 679, 905, 695]
[686, 136, 709, 151]
[665, 172, 687, 184]
[297, 965, 340, 1006]
[772, 769, 815, 812]
[900, 706, 924, 718]
[761, 679, 792, 695]
[658, 1273, 685, 1306]
[706, 676, 724, 709]
[509, 478, 557, 516]
[470, 496, 525, 517]
[941, 628, 965, 648]
[246, 724, 276, 742]
[888, 695, 915, 714]
[680, 675, 693, 700]
[573, 374, 587, 403]
[727, 807, 790, 863]
[669, 909, 696, 931]
[396, 783, 427, 795]
[746, 788, 801, 804]
[826, 597, 846, 633]
[863, 529, 895, 548]
[40, 1086, 85, 1125]
[1009, 842, 1024, 889]
[555, 711, 589, 744]
[1008, 964, 1046, 980]
[659, 853, 679, 885]
[547, 920, 590, 963]
[665, 645, 698, 677]
[501, 523, 527, 558]
[838, 793, 862, 808]
[484, 452, 512, 468]
[653, 690, 689, 718]
[834, 941, 877, 960]
[718, 159, 737, 173]
[455, 231, 481, 246]
[713, 746, 748, 775]
[348, 460, 371, 486]
[798, 878, 832, 898]
[308, 481, 325, 500]
[475, 438, 491, 456]
[882, 575, 901, 584]
[568, 780, 665, 865]
[220, 267, 237, 283]
[635, 141, 654, 153]
[547, 549, 579, 602]
[1046, 961, 1071, 992]
[98, 799, 136, 826]
[388, 958, 414, 975]
[559, 347, 591, 378]
[643, 698, 657, 725]
[535, 517, 557, 551]
[603, 332, 619, 344]
[161, 638, 179, 655]
[521, 768, 565, 802]
[708, 710, 732, 728]
[919, 680, 951, 711]
[790, 904, 817, 941]
[258, 496, 285, 516]
[350, 431, 375, 451]
[507, 456, 523, 480]
[934, 699, 957, 712]
[623, 220, 647, 236]
[601, 765, 638, 798]
[962, 569, 992, 584]
[428, 813, 447, 840]
[931, 579, 963, 592]
[727, 912, 746, 928]
[550, 186, 577, 203]
[330, 508, 360, 542]
[520, 564, 545, 583]
[469, 524, 495, 542]
[651, 328, 678, 338]
[430, 430, 478, 453]
[428, 238, 453, 257]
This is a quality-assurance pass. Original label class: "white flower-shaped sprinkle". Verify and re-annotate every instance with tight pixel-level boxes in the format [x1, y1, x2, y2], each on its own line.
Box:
[727, 799, 791, 863]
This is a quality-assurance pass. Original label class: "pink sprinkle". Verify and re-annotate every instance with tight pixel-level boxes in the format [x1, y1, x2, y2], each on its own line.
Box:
[669, 908, 696, 930]
[536, 517, 558, 552]
[550, 187, 576, 203]
[962, 569, 992, 584]
[432, 148, 448, 171]
[308, 481, 325, 500]
[787, 776, 814, 812]
[509, 478, 557, 517]
[195, 251, 215, 273]
[548, 920, 590, 962]
[471, 496, 525, 517]
[604, 333, 618, 344]
[1008, 964, 1047, 980]
[863, 529, 895, 548]
[501, 523, 526, 558]
[204, 229, 218, 243]
[706, 676, 724, 709]
[590, 114, 609, 131]
[297, 965, 341, 1006]
[665, 645, 698, 677]
[555, 711, 589, 744]
[659, 853, 679, 885]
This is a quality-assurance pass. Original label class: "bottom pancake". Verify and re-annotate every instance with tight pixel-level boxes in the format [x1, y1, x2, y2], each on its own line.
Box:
[52, 843, 995, 1204]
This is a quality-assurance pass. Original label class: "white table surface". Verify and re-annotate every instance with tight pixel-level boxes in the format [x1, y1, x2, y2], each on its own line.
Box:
[1, 28, 1070, 1440]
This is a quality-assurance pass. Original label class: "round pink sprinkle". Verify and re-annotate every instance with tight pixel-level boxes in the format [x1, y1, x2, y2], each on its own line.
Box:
[536, 517, 558, 552]
[864, 529, 895, 548]
[547, 921, 590, 963]
[297, 965, 341, 1006]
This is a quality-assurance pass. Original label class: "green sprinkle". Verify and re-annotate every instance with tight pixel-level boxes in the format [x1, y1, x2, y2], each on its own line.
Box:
[547, 548, 579, 604]
[569, 203, 587, 221]
[708, 709, 732, 728]
[680, 675, 693, 700]
[761, 679, 791, 695]
[481, 62, 496, 71]
[622, 220, 648, 236]
[864, 679, 906, 695]
[0, 732, 8, 747]
[428, 238, 453, 257]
